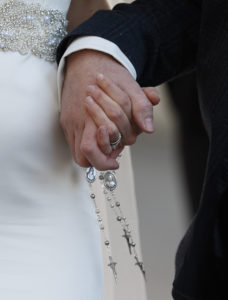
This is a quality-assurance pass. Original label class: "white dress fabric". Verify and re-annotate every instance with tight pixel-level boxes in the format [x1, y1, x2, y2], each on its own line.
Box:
[0, 0, 147, 299]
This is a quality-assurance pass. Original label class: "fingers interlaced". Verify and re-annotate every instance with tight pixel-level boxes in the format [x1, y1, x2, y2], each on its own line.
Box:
[117, 79, 158, 133]
[86, 83, 137, 146]
[84, 74, 160, 158]
[96, 73, 132, 119]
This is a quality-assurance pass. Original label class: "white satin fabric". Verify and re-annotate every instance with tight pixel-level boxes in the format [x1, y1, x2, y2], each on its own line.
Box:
[0, 0, 147, 299]
[0, 1, 103, 299]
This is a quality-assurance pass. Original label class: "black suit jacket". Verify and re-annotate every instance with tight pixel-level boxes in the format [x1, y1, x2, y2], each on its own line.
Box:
[57, 1, 228, 299]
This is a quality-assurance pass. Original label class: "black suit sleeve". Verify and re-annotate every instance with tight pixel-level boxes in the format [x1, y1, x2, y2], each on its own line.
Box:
[57, 0, 202, 86]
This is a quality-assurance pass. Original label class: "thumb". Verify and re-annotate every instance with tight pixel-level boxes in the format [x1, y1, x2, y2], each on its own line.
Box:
[130, 89, 155, 133]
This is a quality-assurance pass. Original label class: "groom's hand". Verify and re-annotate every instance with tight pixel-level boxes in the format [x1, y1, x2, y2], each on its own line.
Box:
[60, 49, 154, 169]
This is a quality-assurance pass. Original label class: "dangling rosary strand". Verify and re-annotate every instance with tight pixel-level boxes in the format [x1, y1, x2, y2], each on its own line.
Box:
[86, 156, 146, 281]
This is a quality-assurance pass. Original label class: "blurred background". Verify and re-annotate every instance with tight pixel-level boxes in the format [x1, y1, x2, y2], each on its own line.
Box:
[106, 1, 209, 299]
[131, 85, 192, 300]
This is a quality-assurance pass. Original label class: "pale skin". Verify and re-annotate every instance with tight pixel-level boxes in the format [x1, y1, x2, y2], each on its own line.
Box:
[61, 49, 160, 170]
[61, 0, 160, 170]
[85, 73, 160, 156]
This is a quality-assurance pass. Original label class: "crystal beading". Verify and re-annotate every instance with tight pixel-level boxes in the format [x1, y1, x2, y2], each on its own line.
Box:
[0, 1, 68, 62]
[86, 156, 146, 281]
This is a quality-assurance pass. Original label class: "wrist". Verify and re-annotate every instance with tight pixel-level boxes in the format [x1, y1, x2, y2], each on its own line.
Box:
[65, 49, 126, 81]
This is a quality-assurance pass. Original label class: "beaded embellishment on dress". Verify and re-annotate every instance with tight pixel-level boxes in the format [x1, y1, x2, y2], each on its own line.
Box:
[0, 1, 68, 62]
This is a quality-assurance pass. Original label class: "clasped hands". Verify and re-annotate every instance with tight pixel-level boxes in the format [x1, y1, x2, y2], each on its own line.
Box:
[60, 50, 160, 170]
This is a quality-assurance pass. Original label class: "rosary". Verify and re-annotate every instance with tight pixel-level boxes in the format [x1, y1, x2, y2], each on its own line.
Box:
[86, 161, 146, 282]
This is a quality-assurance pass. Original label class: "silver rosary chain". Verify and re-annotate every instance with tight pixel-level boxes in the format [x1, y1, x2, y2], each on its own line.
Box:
[86, 157, 146, 281]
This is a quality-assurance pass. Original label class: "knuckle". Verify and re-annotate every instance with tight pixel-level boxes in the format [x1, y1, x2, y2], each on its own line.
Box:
[109, 127, 119, 139]
[120, 94, 130, 108]
[110, 108, 122, 122]
[94, 89, 103, 101]
[80, 142, 93, 156]
[102, 77, 112, 89]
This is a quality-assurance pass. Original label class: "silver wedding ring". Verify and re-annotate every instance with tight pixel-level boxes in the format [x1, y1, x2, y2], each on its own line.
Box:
[110, 132, 122, 150]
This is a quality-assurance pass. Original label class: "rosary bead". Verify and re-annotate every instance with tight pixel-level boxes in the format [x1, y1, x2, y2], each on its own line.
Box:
[99, 174, 104, 180]
[88, 167, 146, 280]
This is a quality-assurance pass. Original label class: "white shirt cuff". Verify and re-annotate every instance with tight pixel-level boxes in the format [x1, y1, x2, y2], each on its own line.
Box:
[57, 36, 137, 109]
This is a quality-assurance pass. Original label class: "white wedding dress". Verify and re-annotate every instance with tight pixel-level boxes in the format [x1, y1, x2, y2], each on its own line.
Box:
[0, 0, 147, 299]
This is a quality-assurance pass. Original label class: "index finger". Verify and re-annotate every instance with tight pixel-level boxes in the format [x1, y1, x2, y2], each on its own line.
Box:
[96, 73, 132, 119]
[80, 116, 119, 171]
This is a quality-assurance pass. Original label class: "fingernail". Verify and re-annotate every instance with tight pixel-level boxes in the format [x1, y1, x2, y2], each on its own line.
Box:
[87, 85, 95, 93]
[97, 73, 104, 80]
[144, 117, 154, 132]
[86, 96, 94, 104]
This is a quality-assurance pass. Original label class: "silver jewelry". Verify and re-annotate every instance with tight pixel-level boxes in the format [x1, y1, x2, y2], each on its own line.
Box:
[0, 0, 68, 62]
[110, 132, 122, 150]
[86, 156, 146, 282]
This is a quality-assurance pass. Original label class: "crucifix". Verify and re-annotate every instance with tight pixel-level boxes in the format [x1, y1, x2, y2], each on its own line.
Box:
[108, 256, 117, 281]
[122, 228, 133, 254]
[134, 255, 146, 280]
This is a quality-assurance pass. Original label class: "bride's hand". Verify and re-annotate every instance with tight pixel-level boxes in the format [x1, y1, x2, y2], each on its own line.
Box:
[84, 74, 160, 155]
